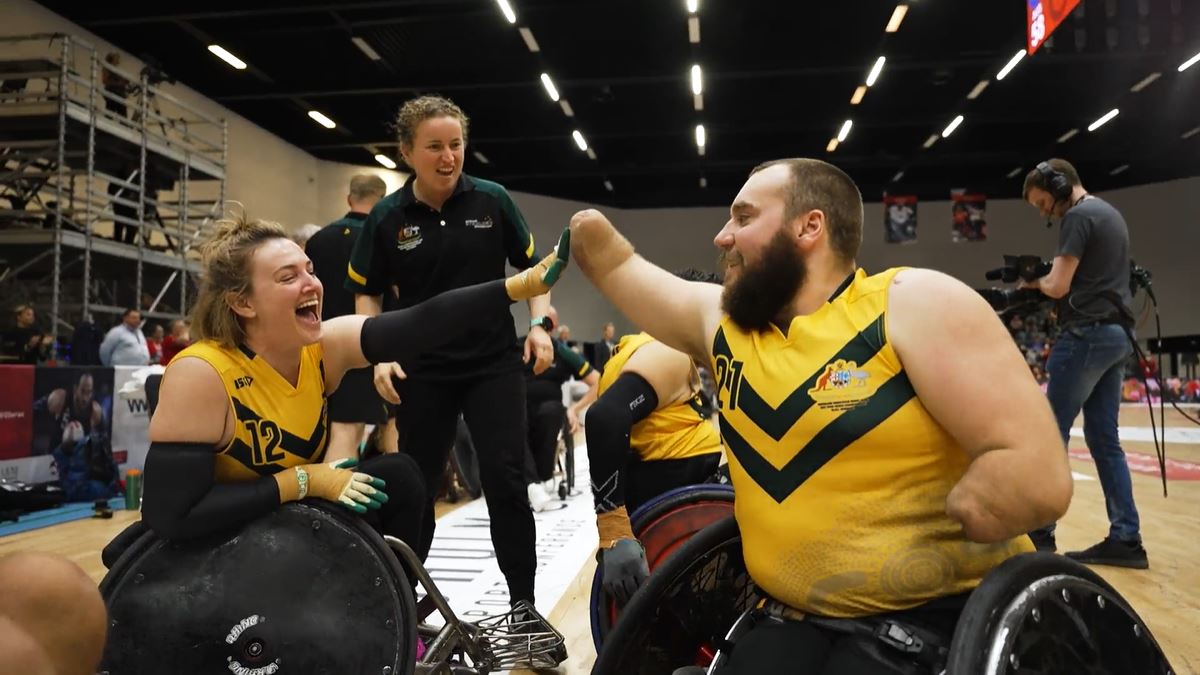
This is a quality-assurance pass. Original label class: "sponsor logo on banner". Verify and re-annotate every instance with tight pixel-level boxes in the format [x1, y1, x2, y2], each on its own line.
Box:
[112, 367, 151, 473]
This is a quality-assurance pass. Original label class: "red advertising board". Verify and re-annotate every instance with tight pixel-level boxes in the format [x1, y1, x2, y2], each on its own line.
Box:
[0, 365, 35, 460]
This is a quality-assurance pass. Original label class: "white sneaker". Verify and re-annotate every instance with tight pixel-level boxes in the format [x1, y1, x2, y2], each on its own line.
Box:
[527, 482, 565, 512]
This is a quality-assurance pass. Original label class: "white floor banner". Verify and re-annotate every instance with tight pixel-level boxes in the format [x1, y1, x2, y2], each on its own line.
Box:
[419, 444, 597, 628]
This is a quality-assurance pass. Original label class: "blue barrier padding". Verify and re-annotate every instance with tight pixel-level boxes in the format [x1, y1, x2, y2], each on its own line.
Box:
[0, 497, 126, 537]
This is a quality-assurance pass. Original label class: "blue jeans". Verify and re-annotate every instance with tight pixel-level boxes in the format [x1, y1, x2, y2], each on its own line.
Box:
[1039, 323, 1141, 542]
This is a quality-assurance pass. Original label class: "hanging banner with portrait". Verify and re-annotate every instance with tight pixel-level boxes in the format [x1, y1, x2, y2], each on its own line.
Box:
[951, 190, 988, 242]
[883, 194, 918, 244]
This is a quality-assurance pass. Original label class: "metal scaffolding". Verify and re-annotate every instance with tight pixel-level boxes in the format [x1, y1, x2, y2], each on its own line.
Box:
[0, 33, 227, 357]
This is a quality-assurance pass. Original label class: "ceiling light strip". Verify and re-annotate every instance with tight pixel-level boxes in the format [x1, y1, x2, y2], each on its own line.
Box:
[519, 27, 540, 52]
[885, 4, 908, 33]
[207, 45, 247, 70]
[307, 110, 336, 129]
[1087, 108, 1119, 132]
[540, 73, 560, 102]
[866, 56, 886, 87]
[995, 49, 1026, 81]
[941, 114, 964, 137]
[1129, 72, 1160, 92]
[495, 0, 516, 24]
[350, 37, 381, 61]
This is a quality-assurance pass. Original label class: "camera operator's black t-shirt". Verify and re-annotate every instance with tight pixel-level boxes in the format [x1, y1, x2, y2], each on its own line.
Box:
[1056, 196, 1133, 327]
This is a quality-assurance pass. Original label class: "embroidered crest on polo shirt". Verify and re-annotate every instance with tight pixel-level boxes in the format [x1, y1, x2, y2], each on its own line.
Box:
[396, 224, 423, 251]
[465, 216, 494, 229]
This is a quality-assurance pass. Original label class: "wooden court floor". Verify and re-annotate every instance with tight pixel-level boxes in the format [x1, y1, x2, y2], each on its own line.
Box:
[2, 406, 1197, 674]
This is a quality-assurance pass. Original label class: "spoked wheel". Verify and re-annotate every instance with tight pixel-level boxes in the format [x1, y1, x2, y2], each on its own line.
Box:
[99, 501, 418, 675]
[589, 484, 735, 650]
[945, 552, 1175, 675]
[592, 515, 758, 675]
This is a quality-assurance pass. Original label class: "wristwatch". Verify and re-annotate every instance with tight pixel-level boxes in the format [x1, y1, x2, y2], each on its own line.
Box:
[530, 315, 554, 332]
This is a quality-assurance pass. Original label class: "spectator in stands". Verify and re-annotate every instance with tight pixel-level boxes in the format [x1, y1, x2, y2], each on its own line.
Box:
[160, 319, 190, 365]
[556, 323, 575, 348]
[99, 309, 150, 367]
[3, 304, 53, 364]
[145, 323, 164, 364]
[594, 321, 617, 370]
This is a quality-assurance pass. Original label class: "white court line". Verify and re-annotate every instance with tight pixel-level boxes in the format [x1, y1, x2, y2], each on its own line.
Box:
[1072, 471, 1096, 482]
[1069, 427, 1200, 444]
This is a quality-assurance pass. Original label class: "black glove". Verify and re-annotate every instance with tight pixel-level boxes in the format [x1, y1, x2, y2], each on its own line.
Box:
[600, 537, 649, 604]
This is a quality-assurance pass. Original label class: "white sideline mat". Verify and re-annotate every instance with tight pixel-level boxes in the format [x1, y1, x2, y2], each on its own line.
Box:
[419, 444, 597, 629]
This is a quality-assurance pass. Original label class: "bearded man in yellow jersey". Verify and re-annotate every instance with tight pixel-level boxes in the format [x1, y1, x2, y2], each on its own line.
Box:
[568, 158, 1071, 674]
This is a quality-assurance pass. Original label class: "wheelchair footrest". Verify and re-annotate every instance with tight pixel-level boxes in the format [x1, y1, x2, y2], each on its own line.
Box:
[471, 600, 567, 670]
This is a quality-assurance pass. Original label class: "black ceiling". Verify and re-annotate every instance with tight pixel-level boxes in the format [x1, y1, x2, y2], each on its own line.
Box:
[36, 0, 1200, 208]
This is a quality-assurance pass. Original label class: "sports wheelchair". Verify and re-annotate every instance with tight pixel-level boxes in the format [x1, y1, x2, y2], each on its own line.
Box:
[589, 483, 735, 650]
[97, 501, 566, 675]
[592, 516, 1176, 675]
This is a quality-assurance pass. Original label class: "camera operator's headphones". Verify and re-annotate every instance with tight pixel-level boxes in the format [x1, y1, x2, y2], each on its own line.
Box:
[1035, 161, 1073, 202]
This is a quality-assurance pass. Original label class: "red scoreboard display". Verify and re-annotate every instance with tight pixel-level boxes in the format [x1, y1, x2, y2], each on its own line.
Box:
[1028, 0, 1082, 54]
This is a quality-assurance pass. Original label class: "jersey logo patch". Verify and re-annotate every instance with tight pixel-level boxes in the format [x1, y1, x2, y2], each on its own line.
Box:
[396, 224, 422, 251]
[808, 359, 874, 411]
[465, 216, 493, 229]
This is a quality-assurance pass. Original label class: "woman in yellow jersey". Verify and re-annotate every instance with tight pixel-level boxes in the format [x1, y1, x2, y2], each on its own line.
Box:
[587, 269, 725, 603]
[568, 158, 1071, 674]
[141, 213, 567, 554]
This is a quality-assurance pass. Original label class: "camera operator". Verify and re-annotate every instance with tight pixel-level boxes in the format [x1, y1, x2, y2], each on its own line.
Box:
[1021, 158, 1146, 569]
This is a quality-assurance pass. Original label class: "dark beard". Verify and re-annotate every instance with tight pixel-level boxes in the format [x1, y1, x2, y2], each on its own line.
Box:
[720, 229, 806, 332]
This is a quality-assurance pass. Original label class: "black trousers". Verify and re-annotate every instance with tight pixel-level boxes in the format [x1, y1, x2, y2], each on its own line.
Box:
[356, 453, 426, 554]
[524, 397, 564, 484]
[624, 453, 721, 516]
[714, 594, 967, 675]
[394, 369, 537, 603]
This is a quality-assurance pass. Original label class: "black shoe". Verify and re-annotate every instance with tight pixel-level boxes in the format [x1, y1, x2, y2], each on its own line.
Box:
[1028, 530, 1056, 552]
[1064, 537, 1149, 569]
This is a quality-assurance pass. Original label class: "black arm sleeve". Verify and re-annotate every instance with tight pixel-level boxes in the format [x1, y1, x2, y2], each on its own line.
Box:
[584, 372, 659, 514]
[141, 442, 281, 540]
[359, 278, 512, 364]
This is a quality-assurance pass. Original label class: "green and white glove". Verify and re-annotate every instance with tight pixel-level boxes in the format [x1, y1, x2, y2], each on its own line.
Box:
[273, 458, 388, 514]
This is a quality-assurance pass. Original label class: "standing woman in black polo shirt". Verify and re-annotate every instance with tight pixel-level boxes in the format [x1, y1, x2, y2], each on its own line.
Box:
[346, 96, 555, 608]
